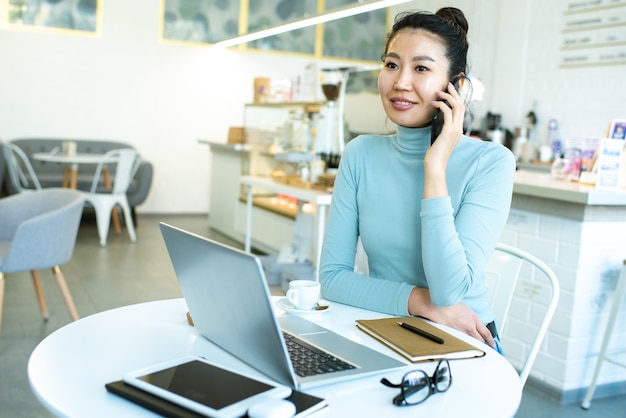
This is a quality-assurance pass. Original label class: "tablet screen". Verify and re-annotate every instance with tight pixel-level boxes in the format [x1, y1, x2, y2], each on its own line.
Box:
[135, 359, 275, 410]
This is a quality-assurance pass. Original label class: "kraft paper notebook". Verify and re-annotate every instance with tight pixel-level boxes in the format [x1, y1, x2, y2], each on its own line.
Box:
[356, 317, 486, 363]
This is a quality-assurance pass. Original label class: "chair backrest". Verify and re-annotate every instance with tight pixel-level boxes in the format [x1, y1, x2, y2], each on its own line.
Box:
[2, 143, 42, 192]
[484, 243, 524, 334]
[485, 243, 560, 386]
[0, 188, 85, 272]
[89, 148, 138, 194]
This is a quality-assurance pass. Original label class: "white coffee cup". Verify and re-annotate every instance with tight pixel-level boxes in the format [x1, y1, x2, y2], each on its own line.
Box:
[286, 280, 320, 310]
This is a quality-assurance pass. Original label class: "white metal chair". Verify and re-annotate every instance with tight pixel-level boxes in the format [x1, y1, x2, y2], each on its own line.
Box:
[0, 188, 84, 332]
[82, 148, 138, 246]
[2, 142, 42, 192]
[581, 259, 626, 410]
[485, 243, 560, 386]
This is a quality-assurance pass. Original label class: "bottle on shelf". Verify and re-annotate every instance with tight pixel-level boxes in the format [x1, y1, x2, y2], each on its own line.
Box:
[513, 126, 528, 161]
[547, 118, 562, 159]
[491, 121, 504, 145]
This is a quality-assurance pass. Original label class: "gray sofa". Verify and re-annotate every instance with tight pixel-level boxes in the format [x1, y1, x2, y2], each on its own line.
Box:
[4, 138, 153, 211]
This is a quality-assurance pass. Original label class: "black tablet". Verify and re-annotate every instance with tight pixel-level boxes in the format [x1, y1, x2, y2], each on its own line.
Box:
[124, 356, 291, 418]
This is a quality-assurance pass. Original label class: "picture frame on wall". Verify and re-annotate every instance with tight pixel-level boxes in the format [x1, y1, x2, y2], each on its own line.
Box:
[245, 0, 317, 54]
[322, 0, 388, 62]
[1, 0, 100, 35]
[160, 0, 240, 45]
[609, 119, 626, 139]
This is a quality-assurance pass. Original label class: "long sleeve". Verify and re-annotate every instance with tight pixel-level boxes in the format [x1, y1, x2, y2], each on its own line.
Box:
[319, 127, 516, 323]
[319, 135, 417, 316]
[421, 141, 516, 310]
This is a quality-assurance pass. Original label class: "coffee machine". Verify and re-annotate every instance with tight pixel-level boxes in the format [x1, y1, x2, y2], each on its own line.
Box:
[314, 67, 351, 169]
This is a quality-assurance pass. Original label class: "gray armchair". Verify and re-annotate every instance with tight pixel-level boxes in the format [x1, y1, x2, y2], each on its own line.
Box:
[0, 188, 85, 332]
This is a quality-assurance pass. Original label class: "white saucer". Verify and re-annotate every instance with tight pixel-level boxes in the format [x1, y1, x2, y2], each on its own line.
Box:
[276, 298, 332, 316]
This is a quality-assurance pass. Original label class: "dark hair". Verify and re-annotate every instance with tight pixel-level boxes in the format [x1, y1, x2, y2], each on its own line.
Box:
[381, 8, 469, 80]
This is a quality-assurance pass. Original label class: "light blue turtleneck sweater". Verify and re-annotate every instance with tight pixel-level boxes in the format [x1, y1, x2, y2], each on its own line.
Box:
[319, 125, 516, 324]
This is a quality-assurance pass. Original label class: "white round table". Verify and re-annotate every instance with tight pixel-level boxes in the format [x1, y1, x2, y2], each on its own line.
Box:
[32, 151, 121, 232]
[32, 152, 116, 189]
[29, 298, 522, 417]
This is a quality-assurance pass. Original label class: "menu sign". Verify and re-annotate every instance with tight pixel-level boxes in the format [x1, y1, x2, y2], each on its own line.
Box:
[561, 0, 626, 67]
[595, 138, 624, 189]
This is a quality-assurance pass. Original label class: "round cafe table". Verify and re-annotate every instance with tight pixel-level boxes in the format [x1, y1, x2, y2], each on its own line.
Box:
[28, 297, 522, 417]
[32, 152, 116, 190]
[32, 151, 121, 233]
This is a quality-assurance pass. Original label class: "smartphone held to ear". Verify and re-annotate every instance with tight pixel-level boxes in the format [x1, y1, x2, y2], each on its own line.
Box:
[431, 108, 446, 145]
[430, 78, 461, 145]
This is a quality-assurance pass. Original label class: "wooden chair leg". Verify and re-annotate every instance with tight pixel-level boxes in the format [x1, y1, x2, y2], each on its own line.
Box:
[62, 166, 72, 188]
[52, 266, 79, 321]
[112, 207, 122, 235]
[0, 273, 5, 332]
[69, 168, 78, 190]
[102, 168, 122, 235]
[31, 270, 49, 320]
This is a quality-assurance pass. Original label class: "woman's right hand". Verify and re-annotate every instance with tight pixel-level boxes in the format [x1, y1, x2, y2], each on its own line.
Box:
[429, 303, 495, 349]
[408, 288, 495, 349]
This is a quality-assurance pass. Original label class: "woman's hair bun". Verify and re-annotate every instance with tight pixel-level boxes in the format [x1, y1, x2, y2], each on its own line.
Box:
[436, 7, 469, 35]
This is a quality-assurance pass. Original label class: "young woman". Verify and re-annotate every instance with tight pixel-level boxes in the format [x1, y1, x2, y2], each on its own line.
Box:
[319, 8, 515, 352]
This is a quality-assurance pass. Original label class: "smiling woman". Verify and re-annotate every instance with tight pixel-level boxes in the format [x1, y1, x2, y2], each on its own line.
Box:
[378, 30, 451, 129]
[319, 8, 516, 358]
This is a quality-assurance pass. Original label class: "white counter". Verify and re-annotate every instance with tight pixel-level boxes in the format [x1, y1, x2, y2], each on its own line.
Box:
[200, 140, 307, 256]
[514, 170, 626, 206]
[198, 139, 262, 153]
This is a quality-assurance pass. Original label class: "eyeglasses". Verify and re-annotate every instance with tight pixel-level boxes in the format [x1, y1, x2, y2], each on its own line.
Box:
[380, 359, 452, 406]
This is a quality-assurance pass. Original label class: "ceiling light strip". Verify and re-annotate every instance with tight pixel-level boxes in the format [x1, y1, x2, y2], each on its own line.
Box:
[213, 0, 412, 49]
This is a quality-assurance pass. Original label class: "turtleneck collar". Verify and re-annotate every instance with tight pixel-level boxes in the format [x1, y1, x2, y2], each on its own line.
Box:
[392, 125, 431, 155]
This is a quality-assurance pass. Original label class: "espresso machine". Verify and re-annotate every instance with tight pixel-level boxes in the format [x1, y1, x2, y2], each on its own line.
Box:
[314, 67, 351, 169]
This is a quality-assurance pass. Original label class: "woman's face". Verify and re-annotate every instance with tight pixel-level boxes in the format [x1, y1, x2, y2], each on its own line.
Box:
[378, 29, 451, 128]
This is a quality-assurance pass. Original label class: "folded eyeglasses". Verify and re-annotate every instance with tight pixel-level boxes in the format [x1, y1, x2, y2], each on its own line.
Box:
[380, 358, 452, 406]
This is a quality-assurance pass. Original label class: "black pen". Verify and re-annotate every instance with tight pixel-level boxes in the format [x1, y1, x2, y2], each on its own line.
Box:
[398, 322, 445, 344]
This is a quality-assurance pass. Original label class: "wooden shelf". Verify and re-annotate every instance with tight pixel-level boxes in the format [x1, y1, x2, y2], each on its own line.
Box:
[239, 195, 297, 220]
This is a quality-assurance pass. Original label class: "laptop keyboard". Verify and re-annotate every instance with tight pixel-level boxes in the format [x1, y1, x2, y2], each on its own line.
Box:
[283, 332, 357, 377]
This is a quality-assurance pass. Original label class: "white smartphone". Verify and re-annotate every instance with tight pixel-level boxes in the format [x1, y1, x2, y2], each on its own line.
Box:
[123, 355, 292, 418]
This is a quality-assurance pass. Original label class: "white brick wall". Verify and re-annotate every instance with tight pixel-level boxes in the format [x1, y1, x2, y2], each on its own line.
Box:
[500, 208, 626, 394]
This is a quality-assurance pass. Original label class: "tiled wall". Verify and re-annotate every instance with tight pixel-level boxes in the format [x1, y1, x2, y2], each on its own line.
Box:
[499, 205, 626, 399]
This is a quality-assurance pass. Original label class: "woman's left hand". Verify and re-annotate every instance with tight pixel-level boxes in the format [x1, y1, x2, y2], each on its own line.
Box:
[427, 82, 466, 160]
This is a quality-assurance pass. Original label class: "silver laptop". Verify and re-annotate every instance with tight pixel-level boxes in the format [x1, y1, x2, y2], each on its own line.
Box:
[159, 223, 405, 390]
